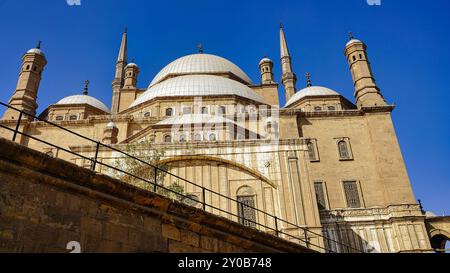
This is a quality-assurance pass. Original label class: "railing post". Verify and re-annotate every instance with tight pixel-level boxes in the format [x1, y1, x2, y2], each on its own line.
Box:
[12, 111, 23, 142]
[202, 188, 206, 211]
[304, 229, 310, 248]
[274, 216, 279, 237]
[91, 142, 100, 171]
[153, 167, 158, 193]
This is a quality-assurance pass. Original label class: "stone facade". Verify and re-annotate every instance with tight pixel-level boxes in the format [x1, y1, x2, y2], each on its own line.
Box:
[0, 138, 312, 253]
[0, 26, 437, 253]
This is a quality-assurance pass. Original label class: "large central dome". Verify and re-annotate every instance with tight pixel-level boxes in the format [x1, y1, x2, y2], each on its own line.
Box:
[149, 53, 253, 87]
[130, 75, 264, 108]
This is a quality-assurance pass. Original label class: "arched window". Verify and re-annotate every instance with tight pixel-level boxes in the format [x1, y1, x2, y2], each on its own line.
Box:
[314, 106, 322, 112]
[144, 112, 151, 118]
[209, 133, 217, 141]
[179, 134, 186, 143]
[165, 108, 173, 117]
[338, 141, 350, 159]
[194, 134, 202, 141]
[164, 135, 172, 143]
[219, 106, 226, 115]
[237, 186, 257, 228]
[45, 151, 54, 158]
[307, 141, 316, 161]
[55, 116, 64, 121]
[201, 107, 208, 114]
[69, 115, 78, 121]
[328, 106, 336, 111]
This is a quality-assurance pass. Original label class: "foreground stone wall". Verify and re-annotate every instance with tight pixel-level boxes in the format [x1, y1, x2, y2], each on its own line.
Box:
[0, 137, 313, 253]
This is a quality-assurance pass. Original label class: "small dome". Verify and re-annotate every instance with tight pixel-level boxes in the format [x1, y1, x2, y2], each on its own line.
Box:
[27, 48, 45, 56]
[346, 39, 362, 47]
[130, 74, 265, 108]
[106, 121, 117, 128]
[259, 57, 272, 66]
[56, 95, 110, 113]
[126, 63, 138, 68]
[150, 53, 252, 87]
[285, 86, 340, 107]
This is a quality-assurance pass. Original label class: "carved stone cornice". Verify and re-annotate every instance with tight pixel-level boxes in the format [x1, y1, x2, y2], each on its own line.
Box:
[319, 204, 425, 224]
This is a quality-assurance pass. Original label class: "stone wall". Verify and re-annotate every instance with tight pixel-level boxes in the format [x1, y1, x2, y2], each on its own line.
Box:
[0, 137, 313, 253]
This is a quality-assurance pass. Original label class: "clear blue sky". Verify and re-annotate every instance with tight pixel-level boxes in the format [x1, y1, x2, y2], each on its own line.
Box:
[0, 0, 448, 215]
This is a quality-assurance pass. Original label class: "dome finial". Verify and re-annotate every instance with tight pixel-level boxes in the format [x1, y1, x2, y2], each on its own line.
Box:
[349, 31, 354, 41]
[36, 41, 42, 49]
[83, 80, 90, 95]
[305, 72, 312, 87]
[197, 43, 204, 54]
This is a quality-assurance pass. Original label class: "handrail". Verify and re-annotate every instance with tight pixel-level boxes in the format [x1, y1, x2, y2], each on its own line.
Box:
[0, 101, 363, 253]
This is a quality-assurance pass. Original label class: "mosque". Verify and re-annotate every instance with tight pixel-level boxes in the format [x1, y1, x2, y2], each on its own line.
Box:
[0, 25, 437, 252]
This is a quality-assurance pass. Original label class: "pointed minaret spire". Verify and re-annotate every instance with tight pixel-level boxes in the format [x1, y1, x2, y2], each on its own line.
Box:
[117, 28, 128, 63]
[83, 80, 90, 95]
[280, 23, 291, 59]
[279, 23, 297, 102]
[36, 41, 42, 49]
[112, 28, 129, 114]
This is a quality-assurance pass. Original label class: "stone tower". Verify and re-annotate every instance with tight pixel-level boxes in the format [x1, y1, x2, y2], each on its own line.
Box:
[3, 42, 47, 121]
[344, 34, 386, 108]
[111, 29, 128, 114]
[259, 57, 274, 84]
[280, 24, 297, 102]
[123, 62, 139, 88]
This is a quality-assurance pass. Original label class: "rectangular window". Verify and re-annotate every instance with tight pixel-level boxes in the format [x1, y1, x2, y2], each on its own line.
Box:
[314, 182, 327, 210]
[237, 196, 256, 228]
[343, 181, 361, 208]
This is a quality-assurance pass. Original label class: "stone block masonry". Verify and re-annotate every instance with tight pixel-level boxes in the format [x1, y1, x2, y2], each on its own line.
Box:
[0, 137, 314, 253]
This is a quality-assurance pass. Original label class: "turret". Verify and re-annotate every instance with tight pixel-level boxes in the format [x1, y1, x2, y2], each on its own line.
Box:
[3, 42, 47, 121]
[344, 33, 386, 108]
[123, 62, 139, 88]
[259, 57, 274, 84]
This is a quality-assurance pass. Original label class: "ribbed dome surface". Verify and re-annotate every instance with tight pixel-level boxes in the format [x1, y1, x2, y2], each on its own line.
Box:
[130, 75, 264, 108]
[150, 54, 252, 86]
[56, 95, 110, 113]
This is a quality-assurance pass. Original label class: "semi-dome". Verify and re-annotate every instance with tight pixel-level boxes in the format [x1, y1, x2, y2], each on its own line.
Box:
[56, 95, 110, 113]
[130, 74, 265, 108]
[150, 53, 252, 87]
[285, 86, 340, 107]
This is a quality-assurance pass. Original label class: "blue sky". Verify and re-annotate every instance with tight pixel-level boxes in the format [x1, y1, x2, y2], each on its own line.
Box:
[0, 0, 449, 215]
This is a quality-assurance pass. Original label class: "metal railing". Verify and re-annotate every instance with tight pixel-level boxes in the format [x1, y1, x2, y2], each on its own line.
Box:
[0, 101, 363, 253]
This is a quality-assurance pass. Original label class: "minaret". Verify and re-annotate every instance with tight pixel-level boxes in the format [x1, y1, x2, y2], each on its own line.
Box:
[344, 33, 386, 108]
[123, 62, 139, 88]
[280, 23, 297, 101]
[2, 42, 47, 121]
[111, 28, 128, 114]
[259, 57, 274, 84]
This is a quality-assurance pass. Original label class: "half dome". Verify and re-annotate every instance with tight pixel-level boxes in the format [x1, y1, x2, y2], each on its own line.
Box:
[56, 95, 110, 113]
[285, 86, 340, 107]
[130, 75, 265, 109]
[150, 54, 252, 87]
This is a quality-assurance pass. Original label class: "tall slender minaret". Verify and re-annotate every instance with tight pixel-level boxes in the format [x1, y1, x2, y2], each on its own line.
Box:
[280, 24, 297, 101]
[2, 42, 47, 121]
[111, 28, 128, 114]
[344, 33, 386, 108]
